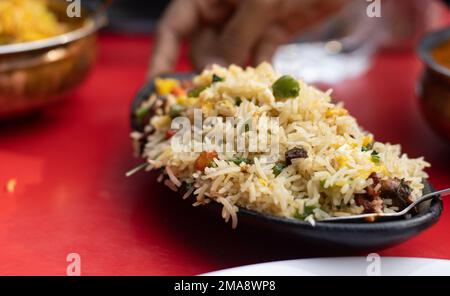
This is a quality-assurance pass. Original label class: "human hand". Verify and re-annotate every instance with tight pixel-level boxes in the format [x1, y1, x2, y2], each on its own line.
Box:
[148, 0, 346, 79]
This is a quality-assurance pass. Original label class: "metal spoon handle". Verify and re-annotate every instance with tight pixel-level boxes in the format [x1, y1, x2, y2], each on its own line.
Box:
[397, 188, 450, 216]
[322, 188, 450, 222]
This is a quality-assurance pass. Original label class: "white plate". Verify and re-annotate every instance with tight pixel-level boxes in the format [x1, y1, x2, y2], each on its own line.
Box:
[204, 257, 450, 276]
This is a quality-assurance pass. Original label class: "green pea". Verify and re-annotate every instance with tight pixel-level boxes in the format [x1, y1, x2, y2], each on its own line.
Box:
[272, 75, 300, 99]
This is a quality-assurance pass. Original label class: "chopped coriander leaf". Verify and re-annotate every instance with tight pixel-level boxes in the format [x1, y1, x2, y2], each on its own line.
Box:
[319, 179, 327, 188]
[272, 75, 300, 99]
[371, 151, 380, 163]
[361, 142, 373, 152]
[293, 205, 316, 220]
[208, 160, 218, 168]
[169, 104, 184, 118]
[272, 162, 286, 176]
[212, 74, 225, 83]
[231, 157, 253, 165]
[187, 85, 207, 97]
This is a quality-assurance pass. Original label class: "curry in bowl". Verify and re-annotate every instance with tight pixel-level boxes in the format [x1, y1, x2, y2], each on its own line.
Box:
[417, 27, 450, 142]
[431, 39, 450, 71]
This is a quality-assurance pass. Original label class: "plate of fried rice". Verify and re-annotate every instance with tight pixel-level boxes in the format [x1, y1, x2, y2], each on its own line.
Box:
[129, 63, 442, 250]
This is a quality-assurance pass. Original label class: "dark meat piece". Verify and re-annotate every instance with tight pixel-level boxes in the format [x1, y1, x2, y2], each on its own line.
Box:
[355, 173, 414, 214]
[368, 172, 380, 185]
[285, 147, 308, 165]
[355, 173, 384, 213]
[355, 194, 381, 213]
[379, 178, 413, 210]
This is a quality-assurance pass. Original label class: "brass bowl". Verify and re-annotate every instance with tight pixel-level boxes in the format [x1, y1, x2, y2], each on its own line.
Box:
[0, 1, 107, 118]
[417, 27, 450, 143]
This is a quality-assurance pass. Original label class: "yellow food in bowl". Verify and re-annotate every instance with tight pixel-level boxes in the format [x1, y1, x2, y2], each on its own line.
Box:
[432, 39, 450, 70]
[0, 0, 68, 45]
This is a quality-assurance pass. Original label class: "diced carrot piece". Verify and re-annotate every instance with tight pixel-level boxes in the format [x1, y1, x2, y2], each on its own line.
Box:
[195, 151, 218, 172]
[171, 86, 186, 97]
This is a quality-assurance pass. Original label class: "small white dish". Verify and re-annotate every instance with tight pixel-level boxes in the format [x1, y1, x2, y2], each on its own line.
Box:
[203, 257, 450, 276]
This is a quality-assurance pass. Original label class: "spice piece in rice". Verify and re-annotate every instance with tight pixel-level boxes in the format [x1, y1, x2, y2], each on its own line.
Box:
[285, 147, 308, 165]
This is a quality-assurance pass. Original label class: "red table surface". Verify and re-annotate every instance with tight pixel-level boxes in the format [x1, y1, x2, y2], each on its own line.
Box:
[0, 33, 450, 275]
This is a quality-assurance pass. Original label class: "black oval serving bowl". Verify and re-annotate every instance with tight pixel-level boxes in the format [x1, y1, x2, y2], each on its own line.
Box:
[130, 73, 443, 251]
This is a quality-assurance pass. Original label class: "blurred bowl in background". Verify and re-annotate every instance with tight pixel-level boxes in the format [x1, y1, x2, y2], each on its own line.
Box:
[417, 26, 450, 143]
[0, 0, 106, 119]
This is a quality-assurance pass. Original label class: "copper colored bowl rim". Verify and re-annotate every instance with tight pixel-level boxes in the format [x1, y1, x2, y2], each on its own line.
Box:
[417, 26, 450, 78]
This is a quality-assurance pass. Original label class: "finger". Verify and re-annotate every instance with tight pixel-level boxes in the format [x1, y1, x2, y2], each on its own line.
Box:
[148, 27, 179, 79]
[253, 25, 289, 65]
[279, 0, 347, 34]
[196, 0, 235, 24]
[189, 28, 226, 71]
[219, 0, 278, 65]
[253, 42, 278, 66]
[148, 0, 201, 79]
